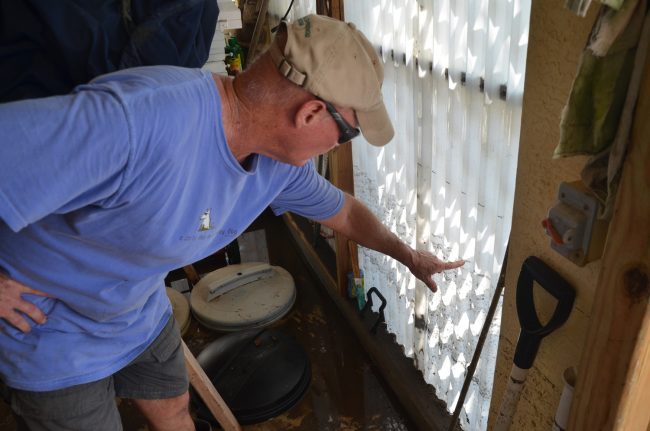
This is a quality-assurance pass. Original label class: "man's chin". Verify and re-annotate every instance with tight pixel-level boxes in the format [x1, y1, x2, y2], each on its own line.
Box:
[287, 158, 309, 167]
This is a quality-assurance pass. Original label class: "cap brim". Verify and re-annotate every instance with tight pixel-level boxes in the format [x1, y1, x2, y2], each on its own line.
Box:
[356, 103, 394, 146]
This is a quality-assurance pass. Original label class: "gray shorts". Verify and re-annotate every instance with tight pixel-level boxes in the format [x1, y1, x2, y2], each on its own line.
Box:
[2, 315, 188, 431]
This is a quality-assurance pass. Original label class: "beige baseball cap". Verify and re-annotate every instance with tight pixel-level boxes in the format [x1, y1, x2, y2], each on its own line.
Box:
[269, 15, 394, 146]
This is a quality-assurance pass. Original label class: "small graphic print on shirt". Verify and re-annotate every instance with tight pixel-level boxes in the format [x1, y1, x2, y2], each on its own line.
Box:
[178, 209, 237, 242]
[198, 209, 213, 231]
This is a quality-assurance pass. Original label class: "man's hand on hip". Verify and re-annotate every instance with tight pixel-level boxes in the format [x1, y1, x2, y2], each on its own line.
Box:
[0, 273, 49, 332]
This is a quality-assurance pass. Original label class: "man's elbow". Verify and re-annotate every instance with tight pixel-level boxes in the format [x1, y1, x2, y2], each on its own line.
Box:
[320, 195, 354, 234]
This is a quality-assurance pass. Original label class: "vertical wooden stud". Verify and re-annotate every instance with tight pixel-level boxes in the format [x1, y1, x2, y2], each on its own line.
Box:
[568, 41, 650, 431]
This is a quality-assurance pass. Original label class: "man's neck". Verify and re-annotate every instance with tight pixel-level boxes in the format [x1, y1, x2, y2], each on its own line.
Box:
[212, 74, 257, 164]
[212, 54, 301, 166]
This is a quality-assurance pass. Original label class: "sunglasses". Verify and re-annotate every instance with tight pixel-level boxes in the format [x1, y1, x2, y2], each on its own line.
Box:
[317, 97, 360, 144]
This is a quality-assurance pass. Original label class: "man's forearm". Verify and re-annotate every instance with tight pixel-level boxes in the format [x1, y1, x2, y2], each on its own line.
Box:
[320, 193, 415, 267]
[320, 193, 465, 292]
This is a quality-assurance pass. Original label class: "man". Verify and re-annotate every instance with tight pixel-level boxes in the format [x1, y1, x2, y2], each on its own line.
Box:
[0, 15, 464, 431]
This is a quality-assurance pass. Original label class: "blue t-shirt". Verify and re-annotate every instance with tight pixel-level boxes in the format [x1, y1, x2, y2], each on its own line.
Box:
[0, 66, 344, 391]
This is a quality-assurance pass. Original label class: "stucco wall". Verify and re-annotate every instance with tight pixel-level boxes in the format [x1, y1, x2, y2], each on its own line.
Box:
[488, 2, 601, 430]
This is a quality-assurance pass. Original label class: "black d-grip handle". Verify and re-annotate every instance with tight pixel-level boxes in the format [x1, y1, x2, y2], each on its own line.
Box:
[514, 256, 575, 369]
[360, 287, 387, 334]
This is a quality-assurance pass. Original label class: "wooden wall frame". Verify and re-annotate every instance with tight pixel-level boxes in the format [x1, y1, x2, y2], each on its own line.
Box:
[315, 0, 355, 297]
[568, 40, 650, 430]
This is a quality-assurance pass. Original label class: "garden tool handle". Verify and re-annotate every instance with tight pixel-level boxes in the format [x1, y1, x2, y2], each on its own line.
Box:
[360, 287, 387, 334]
[514, 256, 575, 369]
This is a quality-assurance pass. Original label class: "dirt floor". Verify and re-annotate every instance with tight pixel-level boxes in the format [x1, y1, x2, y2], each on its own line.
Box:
[0, 212, 413, 430]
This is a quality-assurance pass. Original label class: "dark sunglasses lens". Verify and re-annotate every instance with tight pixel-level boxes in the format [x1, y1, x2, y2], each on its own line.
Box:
[338, 127, 360, 144]
[320, 98, 360, 144]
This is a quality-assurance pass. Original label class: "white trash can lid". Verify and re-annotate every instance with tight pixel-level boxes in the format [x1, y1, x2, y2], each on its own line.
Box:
[190, 262, 295, 331]
[166, 287, 191, 336]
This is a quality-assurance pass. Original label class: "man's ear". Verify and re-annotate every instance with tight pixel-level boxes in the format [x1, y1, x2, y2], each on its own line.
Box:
[294, 99, 326, 129]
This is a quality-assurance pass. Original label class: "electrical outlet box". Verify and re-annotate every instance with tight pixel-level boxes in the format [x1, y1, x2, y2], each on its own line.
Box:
[544, 181, 609, 266]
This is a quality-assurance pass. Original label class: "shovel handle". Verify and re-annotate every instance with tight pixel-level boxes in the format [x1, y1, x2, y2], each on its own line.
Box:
[514, 256, 575, 369]
[520, 256, 575, 302]
[516, 256, 575, 336]
[494, 365, 530, 431]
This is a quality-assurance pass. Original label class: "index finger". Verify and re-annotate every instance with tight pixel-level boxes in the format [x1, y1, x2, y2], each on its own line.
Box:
[443, 260, 465, 270]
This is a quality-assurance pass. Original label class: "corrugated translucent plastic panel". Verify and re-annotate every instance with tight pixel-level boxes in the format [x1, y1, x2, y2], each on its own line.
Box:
[267, 0, 316, 21]
[345, 1, 530, 430]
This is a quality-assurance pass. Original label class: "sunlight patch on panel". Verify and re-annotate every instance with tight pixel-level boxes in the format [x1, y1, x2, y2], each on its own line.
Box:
[439, 355, 452, 381]
[441, 282, 457, 307]
[452, 354, 467, 379]
[454, 313, 470, 338]
[471, 310, 486, 336]
[430, 288, 442, 311]
[459, 274, 474, 300]
[488, 20, 501, 45]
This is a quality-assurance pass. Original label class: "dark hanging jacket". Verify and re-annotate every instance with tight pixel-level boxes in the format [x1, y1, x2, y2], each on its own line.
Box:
[0, 0, 218, 102]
